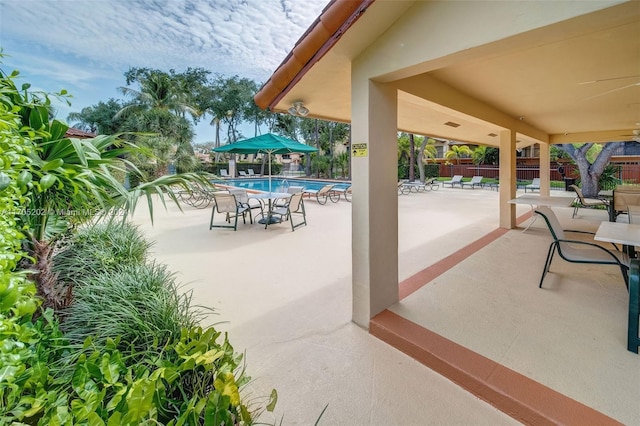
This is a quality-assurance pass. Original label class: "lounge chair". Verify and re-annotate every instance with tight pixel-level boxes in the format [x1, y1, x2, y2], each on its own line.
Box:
[525, 178, 540, 192]
[209, 192, 251, 231]
[303, 184, 339, 204]
[534, 206, 629, 288]
[398, 182, 410, 195]
[461, 176, 484, 189]
[425, 178, 439, 191]
[569, 184, 608, 218]
[220, 169, 230, 178]
[247, 169, 259, 177]
[238, 170, 248, 177]
[331, 185, 352, 201]
[270, 192, 307, 231]
[442, 175, 463, 188]
[401, 181, 427, 193]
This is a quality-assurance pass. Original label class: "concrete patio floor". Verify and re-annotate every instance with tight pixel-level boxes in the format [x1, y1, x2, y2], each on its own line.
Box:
[131, 185, 639, 425]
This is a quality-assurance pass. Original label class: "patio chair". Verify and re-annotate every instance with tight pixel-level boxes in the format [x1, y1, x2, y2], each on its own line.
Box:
[209, 192, 251, 230]
[270, 192, 307, 231]
[461, 175, 484, 189]
[274, 185, 304, 208]
[220, 169, 230, 178]
[247, 168, 259, 177]
[442, 175, 463, 188]
[229, 188, 262, 222]
[569, 184, 608, 218]
[525, 178, 540, 192]
[534, 206, 629, 289]
[303, 184, 339, 204]
[238, 170, 248, 177]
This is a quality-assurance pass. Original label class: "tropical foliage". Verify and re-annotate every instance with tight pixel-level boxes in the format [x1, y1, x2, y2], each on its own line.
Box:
[444, 144, 472, 164]
[1, 56, 276, 425]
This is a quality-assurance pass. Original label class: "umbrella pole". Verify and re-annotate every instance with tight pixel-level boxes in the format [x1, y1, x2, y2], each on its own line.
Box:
[268, 152, 272, 193]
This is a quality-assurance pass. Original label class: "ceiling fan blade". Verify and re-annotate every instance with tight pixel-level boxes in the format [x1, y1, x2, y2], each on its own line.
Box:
[579, 74, 640, 85]
[584, 82, 640, 100]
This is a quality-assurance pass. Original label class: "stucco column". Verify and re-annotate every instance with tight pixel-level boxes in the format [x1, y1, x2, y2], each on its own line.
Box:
[539, 142, 551, 196]
[499, 130, 516, 229]
[351, 79, 399, 328]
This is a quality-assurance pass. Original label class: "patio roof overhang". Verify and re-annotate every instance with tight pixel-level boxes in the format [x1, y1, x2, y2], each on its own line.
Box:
[255, 0, 640, 149]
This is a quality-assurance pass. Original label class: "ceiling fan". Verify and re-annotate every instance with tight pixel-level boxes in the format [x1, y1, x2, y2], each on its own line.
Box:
[580, 74, 640, 100]
[620, 129, 640, 142]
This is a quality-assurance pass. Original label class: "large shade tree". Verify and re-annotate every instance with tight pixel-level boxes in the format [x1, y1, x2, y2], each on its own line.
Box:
[557, 142, 621, 197]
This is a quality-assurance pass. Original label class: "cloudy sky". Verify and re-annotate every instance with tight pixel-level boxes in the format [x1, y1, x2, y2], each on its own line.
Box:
[0, 0, 328, 143]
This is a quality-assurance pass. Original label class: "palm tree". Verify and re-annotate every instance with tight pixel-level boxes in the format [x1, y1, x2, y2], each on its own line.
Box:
[444, 144, 472, 164]
[8, 77, 210, 309]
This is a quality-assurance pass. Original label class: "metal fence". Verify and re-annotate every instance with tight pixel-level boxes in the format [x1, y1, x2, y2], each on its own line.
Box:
[437, 159, 640, 184]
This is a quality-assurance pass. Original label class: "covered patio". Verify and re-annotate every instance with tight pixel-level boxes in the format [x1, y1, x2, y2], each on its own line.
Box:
[249, 0, 640, 423]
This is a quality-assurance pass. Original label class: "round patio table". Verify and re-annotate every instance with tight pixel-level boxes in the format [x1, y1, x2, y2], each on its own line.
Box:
[248, 192, 291, 227]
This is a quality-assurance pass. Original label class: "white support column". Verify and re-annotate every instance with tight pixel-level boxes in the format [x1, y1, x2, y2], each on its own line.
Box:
[539, 142, 551, 196]
[499, 130, 516, 229]
[351, 79, 399, 328]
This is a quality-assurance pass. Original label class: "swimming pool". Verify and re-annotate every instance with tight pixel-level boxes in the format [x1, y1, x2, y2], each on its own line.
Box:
[213, 178, 350, 193]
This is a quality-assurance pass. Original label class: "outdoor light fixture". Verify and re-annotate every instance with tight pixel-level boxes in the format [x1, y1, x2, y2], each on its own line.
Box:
[288, 101, 309, 117]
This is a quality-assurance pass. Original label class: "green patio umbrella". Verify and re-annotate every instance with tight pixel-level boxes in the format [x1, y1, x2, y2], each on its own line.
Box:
[212, 133, 318, 193]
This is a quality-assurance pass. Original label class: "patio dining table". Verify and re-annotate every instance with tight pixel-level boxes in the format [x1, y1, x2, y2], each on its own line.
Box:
[508, 195, 575, 232]
[248, 192, 291, 228]
[594, 221, 640, 354]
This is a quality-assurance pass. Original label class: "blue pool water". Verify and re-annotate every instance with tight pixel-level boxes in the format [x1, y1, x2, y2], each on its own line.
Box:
[213, 178, 350, 193]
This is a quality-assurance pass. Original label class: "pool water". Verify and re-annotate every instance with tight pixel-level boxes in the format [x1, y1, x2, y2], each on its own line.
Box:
[213, 178, 350, 193]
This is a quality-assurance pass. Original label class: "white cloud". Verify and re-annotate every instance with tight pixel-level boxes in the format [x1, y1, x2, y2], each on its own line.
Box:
[0, 0, 328, 141]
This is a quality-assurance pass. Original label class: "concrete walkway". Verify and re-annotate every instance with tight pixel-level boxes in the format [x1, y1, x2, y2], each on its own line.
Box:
[131, 186, 639, 425]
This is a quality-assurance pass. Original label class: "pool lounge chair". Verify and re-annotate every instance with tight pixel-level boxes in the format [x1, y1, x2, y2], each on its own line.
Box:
[220, 169, 230, 178]
[401, 181, 427, 193]
[304, 184, 339, 204]
[332, 185, 352, 201]
[525, 178, 540, 192]
[461, 176, 484, 189]
[442, 175, 463, 188]
[247, 169, 259, 177]
[238, 170, 248, 177]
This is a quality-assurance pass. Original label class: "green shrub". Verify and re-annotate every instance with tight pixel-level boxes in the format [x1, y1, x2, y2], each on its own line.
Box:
[53, 221, 151, 286]
[60, 262, 203, 353]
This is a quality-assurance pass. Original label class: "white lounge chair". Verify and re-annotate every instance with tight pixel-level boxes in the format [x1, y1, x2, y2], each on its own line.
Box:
[220, 169, 229, 178]
[461, 176, 484, 189]
[442, 175, 463, 188]
[303, 184, 339, 204]
[525, 178, 540, 192]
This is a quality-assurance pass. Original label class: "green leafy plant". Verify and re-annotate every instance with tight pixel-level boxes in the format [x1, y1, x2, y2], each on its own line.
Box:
[53, 222, 151, 288]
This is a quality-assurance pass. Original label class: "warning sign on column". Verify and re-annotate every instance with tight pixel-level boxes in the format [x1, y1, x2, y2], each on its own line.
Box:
[352, 143, 368, 157]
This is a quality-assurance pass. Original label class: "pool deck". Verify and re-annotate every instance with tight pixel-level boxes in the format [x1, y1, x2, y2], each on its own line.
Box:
[131, 185, 639, 425]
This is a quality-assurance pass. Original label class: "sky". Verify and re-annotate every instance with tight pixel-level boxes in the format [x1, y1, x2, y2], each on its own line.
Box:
[0, 0, 329, 144]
